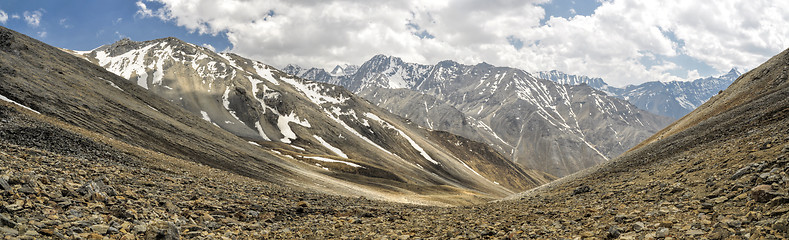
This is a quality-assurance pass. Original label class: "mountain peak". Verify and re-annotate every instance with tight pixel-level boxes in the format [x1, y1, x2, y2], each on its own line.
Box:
[724, 67, 742, 78]
[537, 70, 609, 90]
[329, 64, 359, 76]
[282, 64, 303, 76]
[371, 53, 390, 59]
[436, 59, 461, 68]
[473, 61, 494, 68]
[368, 54, 403, 64]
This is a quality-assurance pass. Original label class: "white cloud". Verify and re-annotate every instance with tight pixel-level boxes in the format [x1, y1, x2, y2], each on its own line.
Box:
[10, 14, 20, 19]
[686, 69, 701, 81]
[59, 18, 72, 28]
[0, 10, 8, 24]
[201, 43, 215, 52]
[135, 1, 168, 20]
[24, 10, 43, 27]
[138, 0, 789, 86]
[37, 31, 47, 38]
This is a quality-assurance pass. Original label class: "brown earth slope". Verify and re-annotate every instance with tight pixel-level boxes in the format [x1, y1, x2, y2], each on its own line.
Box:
[69, 35, 554, 197]
[2, 25, 788, 239]
[0, 25, 549, 207]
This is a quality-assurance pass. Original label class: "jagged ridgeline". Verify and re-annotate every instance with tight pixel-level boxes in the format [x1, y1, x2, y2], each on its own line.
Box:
[287, 55, 674, 177]
[538, 69, 741, 119]
[0, 28, 556, 205]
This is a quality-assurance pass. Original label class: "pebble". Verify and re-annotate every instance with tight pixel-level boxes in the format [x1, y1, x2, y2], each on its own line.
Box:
[573, 185, 591, 195]
[2, 103, 789, 239]
[607, 226, 621, 239]
[751, 185, 780, 203]
[686, 229, 704, 236]
[0, 178, 11, 191]
[656, 227, 669, 238]
[91, 224, 110, 234]
[632, 222, 646, 232]
[144, 221, 180, 240]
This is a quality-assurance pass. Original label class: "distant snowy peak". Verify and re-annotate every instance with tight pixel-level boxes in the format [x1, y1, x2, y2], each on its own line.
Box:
[283, 64, 304, 76]
[537, 70, 609, 89]
[723, 68, 742, 79]
[539, 69, 741, 119]
[330, 65, 345, 76]
[330, 64, 359, 76]
[295, 54, 673, 177]
[60, 35, 552, 199]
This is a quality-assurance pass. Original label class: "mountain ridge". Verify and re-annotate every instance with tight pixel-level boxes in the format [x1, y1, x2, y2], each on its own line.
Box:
[289, 54, 673, 177]
[537, 68, 741, 119]
[4, 24, 789, 238]
[61, 33, 553, 204]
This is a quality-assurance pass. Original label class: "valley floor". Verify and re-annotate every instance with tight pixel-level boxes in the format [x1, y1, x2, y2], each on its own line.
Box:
[2, 101, 789, 240]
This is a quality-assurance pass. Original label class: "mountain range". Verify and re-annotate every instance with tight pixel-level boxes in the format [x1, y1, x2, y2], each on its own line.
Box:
[286, 55, 674, 177]
[538, 68, 741, 119]
[3, 25, 789, 239]
[0, 27, 553, 207]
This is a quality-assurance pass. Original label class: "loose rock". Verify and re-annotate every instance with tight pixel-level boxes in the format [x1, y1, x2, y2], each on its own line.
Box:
[751, 185, 780, 203]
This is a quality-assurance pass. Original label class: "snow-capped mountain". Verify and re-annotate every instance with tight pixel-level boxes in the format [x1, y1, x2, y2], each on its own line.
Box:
[538, 70, 609, 90]
[291, 55, 673, 177]
[331, 64, 359, 76]
[68, 37, 553, 203]
[538, 69, 741, 119]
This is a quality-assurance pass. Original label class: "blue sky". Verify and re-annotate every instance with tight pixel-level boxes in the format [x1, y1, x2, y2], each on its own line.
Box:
[0, 0, 230, 51]
[539, 0, 601, 25]
[1, 1, 786, 87]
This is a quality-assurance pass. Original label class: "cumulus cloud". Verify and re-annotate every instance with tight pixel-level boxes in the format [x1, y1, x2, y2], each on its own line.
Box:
[0, 10, 8, 24]
[137, 0, 789, 86]
[24, 10, 43, 27]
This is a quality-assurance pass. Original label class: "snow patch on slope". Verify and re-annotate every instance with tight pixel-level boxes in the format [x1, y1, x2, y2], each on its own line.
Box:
[324, 109, 396, 157]
[364, 112, 439, 165]
[94, 44, 157, 89]
[252, 62, 280, 85]
[200, 111, 219, 127]
[304, 156, 362, 168]
[280, 76, 349, 106]
[254, 121, 271, 141]
[0, 94, 40, 114]
[277, 111, 311, 143]
[313, 135, 348, 158]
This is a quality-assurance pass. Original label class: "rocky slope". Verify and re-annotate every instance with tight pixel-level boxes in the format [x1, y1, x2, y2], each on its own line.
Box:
[290, 55, 673, 177]
[4, 43, 788, 239]
[0, 26, 551, 207]
[72, 36, 557, 199]
[539, 69, 741, 119]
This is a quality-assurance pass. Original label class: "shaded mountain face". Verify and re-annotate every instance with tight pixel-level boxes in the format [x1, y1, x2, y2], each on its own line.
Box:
[289, 55, 673, 177]
[538, 69, 741, 119]
[54, 33, 552, 204]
